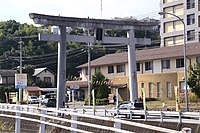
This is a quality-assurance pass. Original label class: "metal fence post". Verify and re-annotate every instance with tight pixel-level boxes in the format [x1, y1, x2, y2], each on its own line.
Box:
[104, 109, 107, 117]
[114, 116, 121, 133]
[39, 109, 46, 133]
[178, 112, 182, 124]
[82, 109, 85, 114]
[160, 111, 163, 123]
[129, 110, 132, 120]
[71, 110, 77, 133]
[93, 109, 96, 116]
[15, 105, 21, 133]
[144, 110, 147, 121]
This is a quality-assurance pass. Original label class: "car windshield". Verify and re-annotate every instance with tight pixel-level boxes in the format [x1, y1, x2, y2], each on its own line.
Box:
[31, 96, 37, 99]
[134, 103, 144, 108]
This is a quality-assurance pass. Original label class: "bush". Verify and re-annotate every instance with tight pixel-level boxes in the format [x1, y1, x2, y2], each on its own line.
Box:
[84, 98, 88, 105]
[139, 98, 158, 102]
[95, 98, 109, 105]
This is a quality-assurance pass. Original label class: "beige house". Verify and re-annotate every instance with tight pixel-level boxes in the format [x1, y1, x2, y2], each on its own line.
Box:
[78, 43, 200, 101]
[33, 67, 56, 87]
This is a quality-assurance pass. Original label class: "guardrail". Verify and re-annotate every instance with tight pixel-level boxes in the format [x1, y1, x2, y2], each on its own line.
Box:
[0, 103, 191, 133]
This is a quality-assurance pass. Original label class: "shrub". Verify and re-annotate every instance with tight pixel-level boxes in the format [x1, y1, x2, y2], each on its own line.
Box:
[84, 98, 88, 105]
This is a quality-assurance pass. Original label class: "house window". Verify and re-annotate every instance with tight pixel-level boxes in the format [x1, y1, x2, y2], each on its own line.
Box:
[95, 67, 100, 73]
[162, 60, 170, 69]
[157, 82, 162, 98]
[176, 58, 184, 68]
[187, 0, 195, 9]
[196, 57, 200, 63]
[187, 30, 195, 41]
[36, 77, 40, 81]
[117, 64, 125, 73]
[149, 82, 153, 98]
[145, 61, 153, 71]
[44, 77, 51, 83]
[2, 77, 7, 84]
[187, 14, 195, 25]
[85, 68, 88, 75]
[108, 66, 114, 74]
[166, 82, 172, 98]
[137, 63, 140, 71]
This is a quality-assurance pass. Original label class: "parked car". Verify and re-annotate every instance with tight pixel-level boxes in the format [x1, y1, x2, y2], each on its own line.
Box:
[38, 95, 45, 104]
[28, 96, 39, 104]
[41, 93, 56, 107]
[115, 101, 145, 118]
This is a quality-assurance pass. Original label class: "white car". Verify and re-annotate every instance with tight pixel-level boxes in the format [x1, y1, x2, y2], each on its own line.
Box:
[28, 96, 39, 104]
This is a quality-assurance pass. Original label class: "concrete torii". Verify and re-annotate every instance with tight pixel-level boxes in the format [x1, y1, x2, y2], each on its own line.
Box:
[29, 13, 158, 109]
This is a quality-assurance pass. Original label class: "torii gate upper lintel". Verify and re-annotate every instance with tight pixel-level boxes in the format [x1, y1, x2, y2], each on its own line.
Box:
[29, 13, 158, 108]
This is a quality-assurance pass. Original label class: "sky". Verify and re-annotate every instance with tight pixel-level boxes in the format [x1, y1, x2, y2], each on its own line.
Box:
[0, 0, 160, 24]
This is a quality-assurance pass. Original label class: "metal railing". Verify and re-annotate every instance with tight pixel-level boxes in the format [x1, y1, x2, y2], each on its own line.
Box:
[0, 103, 192, 133]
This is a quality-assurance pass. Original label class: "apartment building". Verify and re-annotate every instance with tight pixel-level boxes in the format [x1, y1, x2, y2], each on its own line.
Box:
[78, 44, 200, 101]
[160, 0, 200, 47]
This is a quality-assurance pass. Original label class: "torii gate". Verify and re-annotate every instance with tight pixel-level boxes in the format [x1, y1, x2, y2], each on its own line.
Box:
[29, 13, 158, 109]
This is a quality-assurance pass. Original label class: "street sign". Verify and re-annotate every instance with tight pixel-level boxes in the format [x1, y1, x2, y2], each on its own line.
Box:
[15, 74, 27, 89]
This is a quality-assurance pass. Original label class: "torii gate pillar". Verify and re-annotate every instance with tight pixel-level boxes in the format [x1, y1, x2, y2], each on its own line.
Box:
[127, 29, 138, 102]
[57, 26, 66, 109]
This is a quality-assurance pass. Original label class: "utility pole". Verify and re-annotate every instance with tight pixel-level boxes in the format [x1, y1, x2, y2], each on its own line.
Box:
[19, 37, 23, 104]
[87, 28, 91, 106]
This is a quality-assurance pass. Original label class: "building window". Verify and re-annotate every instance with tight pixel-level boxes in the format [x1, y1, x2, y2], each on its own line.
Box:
[187, 14, 195, 25]
[108, 66, 114, 74]
[44, 77, 51, 83]
[85, 68, 88, 75]
[187, 0, 195, 9]
[145, 61, 153, 71]
[137, 63, 140, 71]
[166, 82, 172, 98]
[149, 82, 153, 98]
[162, 60, 170, 69]
[95, 67, 100, 73]
[196, 57, 200, 63]
[179, 81, 185, 91]
[176, 58, 184, 68]
[2, 77, 7, 84]
[36, 77, 40, 81]
[157, 82, 162, 98]
[117, 64, 125, 73]
[187, 30, 195, 41]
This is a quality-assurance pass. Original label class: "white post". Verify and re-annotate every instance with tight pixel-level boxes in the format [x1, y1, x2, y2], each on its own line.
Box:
[39, 109, 46, 133]
[114, 116, 121, 133]
[15, 105, 21, 133]
[72, 90, 75, 109]
[71, 110, 77, 133]
[116, 88, 119, 109]
[92, 89, 95, 115]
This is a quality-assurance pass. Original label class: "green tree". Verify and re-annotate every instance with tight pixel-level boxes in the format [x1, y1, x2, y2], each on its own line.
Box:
[188, 63, 200, 98]
[92, 70, 110, 99]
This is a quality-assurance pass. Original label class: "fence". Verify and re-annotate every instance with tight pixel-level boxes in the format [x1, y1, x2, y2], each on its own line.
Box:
[0, 103, 193, 133]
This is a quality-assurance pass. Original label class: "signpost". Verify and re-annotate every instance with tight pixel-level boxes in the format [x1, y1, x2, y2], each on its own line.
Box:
[174, 86, 180, 112]
[15, 74, 27, 89]
[142, 88, 146, 111]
